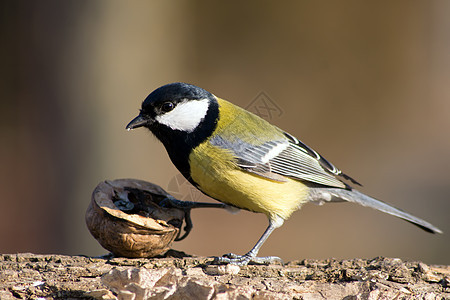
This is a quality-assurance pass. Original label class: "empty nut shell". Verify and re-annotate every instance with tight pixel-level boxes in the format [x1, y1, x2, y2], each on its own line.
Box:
[86, 179, 185, 258]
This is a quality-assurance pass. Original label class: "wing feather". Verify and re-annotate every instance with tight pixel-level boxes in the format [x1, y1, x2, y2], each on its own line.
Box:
[210, 132, 359, 188]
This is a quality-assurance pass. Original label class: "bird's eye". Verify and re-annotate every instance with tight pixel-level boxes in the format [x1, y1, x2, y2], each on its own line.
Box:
[161, 102, 174, 112]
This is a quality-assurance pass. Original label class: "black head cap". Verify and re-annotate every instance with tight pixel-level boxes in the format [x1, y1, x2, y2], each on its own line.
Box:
[141, 82, 214, 114]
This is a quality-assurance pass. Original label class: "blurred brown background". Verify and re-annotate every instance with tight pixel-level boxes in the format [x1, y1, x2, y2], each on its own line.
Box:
[1, 1, 449, 264]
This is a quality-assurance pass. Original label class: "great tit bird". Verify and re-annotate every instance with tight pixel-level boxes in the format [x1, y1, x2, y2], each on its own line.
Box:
[126, 82, 442, 265]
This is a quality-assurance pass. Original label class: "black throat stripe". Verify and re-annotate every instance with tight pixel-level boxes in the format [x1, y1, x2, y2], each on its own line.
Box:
[154, 98, 219, 185]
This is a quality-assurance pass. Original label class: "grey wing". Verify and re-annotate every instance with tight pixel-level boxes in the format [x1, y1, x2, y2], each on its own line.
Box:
[283, 133, 361, 186]
[210, 133, 359, 188]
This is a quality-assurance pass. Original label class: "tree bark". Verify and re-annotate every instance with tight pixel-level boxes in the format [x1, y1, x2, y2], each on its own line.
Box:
[0, 253, 448, 299]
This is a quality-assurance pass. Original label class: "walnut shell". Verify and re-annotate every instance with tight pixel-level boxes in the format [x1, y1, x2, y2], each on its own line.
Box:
[86, 179, 185, 258]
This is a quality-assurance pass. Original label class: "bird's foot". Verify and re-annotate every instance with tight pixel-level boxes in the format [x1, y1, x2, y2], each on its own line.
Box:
[160, 196, 228, 210]
[159, 196, 193, 209]
[159, 196, 193, 241]
[213, 253, 283, 266]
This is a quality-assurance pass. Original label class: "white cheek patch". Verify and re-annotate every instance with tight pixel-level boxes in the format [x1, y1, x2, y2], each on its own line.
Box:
[155, 99, 210, 132]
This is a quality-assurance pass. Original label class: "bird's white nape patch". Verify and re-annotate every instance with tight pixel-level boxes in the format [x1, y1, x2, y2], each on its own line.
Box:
[155, 99, 210, 132]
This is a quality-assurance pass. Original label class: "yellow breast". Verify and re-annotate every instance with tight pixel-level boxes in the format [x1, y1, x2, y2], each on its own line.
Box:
[189, 141, 309, 220]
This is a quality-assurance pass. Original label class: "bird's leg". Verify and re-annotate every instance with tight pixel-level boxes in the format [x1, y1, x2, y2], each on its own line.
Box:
[214, 217, 284, 266]
[160, 196, 238, 241]
[160, 195, 230, 210]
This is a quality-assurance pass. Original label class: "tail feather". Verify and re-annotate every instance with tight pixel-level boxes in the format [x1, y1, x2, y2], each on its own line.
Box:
[311, 188, 443, 234]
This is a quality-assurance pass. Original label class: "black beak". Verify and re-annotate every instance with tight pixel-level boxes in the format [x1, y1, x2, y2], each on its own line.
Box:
[126, 114, 150, 130]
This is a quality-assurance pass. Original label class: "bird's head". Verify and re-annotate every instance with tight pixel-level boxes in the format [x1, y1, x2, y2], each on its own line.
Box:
[126, 82, 219, 147]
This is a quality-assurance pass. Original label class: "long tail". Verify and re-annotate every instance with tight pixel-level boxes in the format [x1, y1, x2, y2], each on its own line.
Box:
[309, 188, 443, 234]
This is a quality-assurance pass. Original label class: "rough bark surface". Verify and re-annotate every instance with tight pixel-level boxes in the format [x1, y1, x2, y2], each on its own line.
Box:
[0, 253, 449, 299]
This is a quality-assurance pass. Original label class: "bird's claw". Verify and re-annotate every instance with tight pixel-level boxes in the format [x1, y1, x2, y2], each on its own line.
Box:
[159, 197, 240, 241]
[213, 253, 283, 266]
[159, 196, 193, 241]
